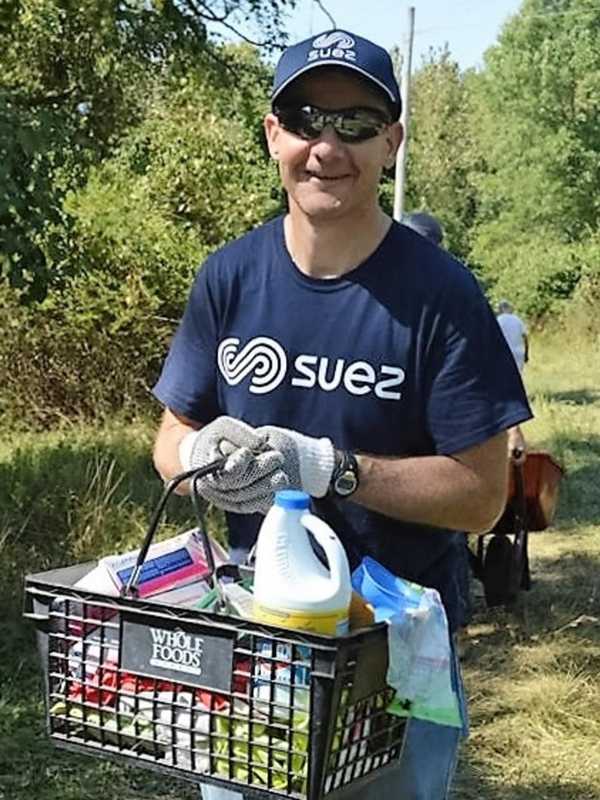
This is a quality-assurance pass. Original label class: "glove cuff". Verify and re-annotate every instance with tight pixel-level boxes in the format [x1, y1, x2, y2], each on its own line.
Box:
[294, 433, 336, 498]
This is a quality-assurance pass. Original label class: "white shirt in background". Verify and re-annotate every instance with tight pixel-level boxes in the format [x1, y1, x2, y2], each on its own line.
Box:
[497, 313, 527, 370]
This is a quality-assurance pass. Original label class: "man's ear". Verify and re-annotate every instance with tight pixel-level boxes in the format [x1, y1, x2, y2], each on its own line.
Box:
[384, 121, 403, 169]
[264, 113, 281, 160]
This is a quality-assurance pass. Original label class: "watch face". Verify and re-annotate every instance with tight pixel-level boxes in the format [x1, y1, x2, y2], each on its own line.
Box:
[335, 469, 358, 497]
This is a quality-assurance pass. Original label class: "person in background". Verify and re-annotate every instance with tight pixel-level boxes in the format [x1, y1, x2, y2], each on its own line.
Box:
[496, 300, 530, 465]
[507, 423, 527, 464]
[152, 28, 532, 800]
[401, 211, 444, 247]
[496, 299, 529, 372]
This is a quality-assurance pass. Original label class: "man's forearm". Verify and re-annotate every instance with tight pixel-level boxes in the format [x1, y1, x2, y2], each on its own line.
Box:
[153, 409, 202, 491]
[353, 436, 508, 533]
[153, 411, 509, 529]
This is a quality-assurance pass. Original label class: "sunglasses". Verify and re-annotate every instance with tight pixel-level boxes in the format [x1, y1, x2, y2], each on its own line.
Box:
[274, 105, 391, 144]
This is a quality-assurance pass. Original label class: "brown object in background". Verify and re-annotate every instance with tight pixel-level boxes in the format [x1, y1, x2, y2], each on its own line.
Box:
[498, 451, 565, 532]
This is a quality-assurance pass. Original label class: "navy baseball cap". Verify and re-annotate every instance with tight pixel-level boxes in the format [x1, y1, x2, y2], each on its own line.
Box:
[272, 29, 402, 120]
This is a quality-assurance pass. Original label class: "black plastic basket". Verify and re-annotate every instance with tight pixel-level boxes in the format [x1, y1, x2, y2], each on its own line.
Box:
[25, 569, 405, 799]
[24, 465, 406, 799]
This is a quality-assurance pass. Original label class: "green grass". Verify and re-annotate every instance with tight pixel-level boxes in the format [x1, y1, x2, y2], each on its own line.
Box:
[1, 329, 599, 799]
[0, 422, 203, 800]
[455, 328, 600, 799]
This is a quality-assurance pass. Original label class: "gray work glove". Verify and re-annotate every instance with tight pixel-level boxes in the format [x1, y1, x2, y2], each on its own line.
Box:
[179, 416, 287, 514]
[256, 425, 336, 499]
[179, 417, 336, 515]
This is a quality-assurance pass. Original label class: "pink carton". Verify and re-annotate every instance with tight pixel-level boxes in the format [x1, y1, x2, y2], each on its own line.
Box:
[98, 530, 228, 598]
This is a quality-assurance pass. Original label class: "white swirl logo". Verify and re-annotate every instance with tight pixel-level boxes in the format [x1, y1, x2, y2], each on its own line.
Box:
[217, 337, 287, 395]
[312, 31, 355, 50]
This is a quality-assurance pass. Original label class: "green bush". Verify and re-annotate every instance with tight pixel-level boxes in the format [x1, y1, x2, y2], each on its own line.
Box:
[1, 51, 281, 429]
[557, 233, 600, 340]
[0, 279, 168, 426]
[470, 221, 585, 320]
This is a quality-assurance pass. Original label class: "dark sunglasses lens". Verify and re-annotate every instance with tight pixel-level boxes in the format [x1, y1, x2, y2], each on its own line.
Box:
[276, 107, 388, 143]
[277, 108, 321, 139]
[336, 115, 383, 142]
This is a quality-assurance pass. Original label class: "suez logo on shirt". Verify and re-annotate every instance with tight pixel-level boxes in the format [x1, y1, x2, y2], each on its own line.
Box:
[217, 336, 405, 400]
[308, 31, 356, 63]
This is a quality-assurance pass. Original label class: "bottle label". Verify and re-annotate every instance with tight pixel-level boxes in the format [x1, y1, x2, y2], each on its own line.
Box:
[252, 602, 349, 635]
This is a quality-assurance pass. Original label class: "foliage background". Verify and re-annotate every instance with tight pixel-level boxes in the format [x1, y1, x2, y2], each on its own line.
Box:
[1, 0, 599, 431]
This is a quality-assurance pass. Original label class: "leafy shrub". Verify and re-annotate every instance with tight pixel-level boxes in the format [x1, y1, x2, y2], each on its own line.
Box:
[0, 278, 169, 426]
[1, 49, 281, 429]
[558, 233, 600, 340]
[470, 221, 585, 320]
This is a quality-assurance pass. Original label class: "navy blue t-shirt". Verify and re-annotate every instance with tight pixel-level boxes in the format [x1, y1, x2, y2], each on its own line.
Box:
[154, 216, 532, 630]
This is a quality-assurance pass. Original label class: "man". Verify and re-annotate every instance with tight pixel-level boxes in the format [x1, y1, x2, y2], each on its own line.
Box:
[401, 210, 477, 634]
[496, 300, 530, 463]
[496, 299, 529, 372]
[402, 211, 444, 247]
[153, 28, 532, 800]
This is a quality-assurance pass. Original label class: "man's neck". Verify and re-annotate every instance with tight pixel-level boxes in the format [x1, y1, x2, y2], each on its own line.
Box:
[283, 207, 392, 279]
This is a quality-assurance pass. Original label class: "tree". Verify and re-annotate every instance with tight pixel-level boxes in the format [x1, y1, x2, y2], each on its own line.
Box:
[469, 0, 600, 316]
[0, 43, 282, 427]
[403, 47, 480, 260]
[0, 0, 295, 298]
[64, 44, 280, 317]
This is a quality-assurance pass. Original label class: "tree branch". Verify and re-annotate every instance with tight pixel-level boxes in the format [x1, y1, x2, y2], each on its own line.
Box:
[178, 0, 285, 49]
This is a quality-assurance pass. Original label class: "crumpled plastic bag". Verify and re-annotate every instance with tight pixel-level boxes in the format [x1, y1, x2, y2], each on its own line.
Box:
[352, 556, 462, 728]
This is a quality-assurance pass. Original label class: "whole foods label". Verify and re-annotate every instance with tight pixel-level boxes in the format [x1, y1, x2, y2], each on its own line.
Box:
[120, 615, 234, 691]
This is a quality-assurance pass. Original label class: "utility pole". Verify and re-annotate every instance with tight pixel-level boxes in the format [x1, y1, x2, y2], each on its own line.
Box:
[393, 5, 415, 221]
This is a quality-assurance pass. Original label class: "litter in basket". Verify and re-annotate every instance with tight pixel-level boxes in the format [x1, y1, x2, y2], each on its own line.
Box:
[24, 462, 406, 800]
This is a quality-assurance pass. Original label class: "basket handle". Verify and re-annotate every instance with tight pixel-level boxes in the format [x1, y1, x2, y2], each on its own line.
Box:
[122, 458, 226, 598]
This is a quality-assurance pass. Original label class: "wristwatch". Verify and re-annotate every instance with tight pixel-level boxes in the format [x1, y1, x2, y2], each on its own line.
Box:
[329, 450, 360, 498]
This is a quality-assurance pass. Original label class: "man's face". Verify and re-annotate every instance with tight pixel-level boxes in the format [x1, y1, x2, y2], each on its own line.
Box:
[264, 69, 403, 222]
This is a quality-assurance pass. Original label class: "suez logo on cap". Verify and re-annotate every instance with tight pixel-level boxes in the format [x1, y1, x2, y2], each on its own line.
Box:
[217, 336, 405, 400]
[308, 31, 356, 63]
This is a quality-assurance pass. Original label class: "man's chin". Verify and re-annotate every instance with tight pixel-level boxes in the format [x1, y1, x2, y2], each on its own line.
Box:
[293, 195, 348, 220]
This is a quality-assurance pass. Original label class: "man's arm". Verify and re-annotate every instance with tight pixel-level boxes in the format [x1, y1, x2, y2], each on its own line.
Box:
[507, 424, 527, 466]
[523, 331, 529, 363]
[352, 430, 508, 533]
[154, 410, 509, 532]
[153, 408, 203, 488]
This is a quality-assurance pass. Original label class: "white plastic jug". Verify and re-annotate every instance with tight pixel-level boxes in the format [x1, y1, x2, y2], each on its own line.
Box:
[252, 490, 352, 635]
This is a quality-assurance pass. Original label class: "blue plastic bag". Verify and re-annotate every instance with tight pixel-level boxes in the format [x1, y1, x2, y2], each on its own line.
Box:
[352, 557, 462, 728]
